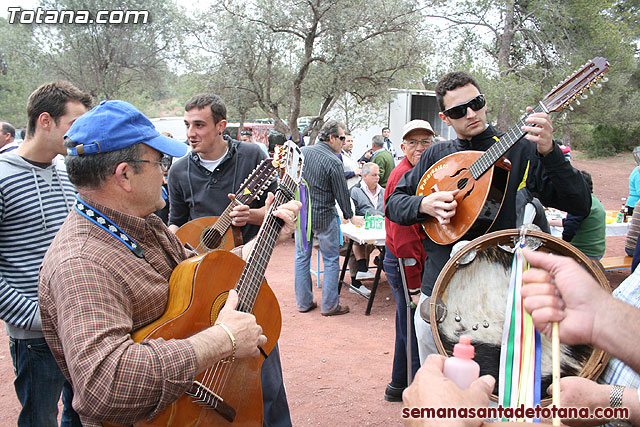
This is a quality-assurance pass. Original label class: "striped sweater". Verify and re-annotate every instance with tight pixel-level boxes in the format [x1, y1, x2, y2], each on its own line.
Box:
[0, 153, 74, 338]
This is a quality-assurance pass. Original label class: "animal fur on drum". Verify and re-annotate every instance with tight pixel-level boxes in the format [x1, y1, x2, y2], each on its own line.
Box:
[437, 246, 591, 397]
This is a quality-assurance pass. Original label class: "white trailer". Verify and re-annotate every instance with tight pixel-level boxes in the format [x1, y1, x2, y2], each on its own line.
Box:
[386, 88, 457, 151]
[348, 88, 457, 160]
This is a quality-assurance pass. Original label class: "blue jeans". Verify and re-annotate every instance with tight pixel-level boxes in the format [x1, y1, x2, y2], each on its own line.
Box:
[9, 337, 82, 427]
[294, 219, 341, 313]
[383, 249, 420, 385]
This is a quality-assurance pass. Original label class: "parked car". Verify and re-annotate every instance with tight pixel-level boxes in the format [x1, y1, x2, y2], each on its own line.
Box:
[150, 117, 187, 143]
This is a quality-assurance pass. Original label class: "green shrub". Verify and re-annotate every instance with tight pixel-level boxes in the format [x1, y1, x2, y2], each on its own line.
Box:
[584, 124, 632, 157]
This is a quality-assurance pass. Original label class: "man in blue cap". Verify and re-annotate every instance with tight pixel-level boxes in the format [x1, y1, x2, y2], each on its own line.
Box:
[38, 100, 301, 427]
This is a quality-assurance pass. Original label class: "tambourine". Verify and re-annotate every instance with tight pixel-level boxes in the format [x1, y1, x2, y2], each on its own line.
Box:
[428, 229, 609, 404]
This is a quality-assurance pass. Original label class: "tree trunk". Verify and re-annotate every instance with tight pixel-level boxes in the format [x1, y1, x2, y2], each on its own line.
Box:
[496, 0, 516, 131]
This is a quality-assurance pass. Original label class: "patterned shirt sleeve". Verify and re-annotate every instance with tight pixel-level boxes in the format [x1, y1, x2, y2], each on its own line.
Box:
[49, 258, 197, 424]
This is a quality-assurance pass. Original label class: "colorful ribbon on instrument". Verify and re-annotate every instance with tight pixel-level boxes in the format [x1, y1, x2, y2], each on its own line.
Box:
[499, 247, 541, 422]
[295, 178, 312, 251]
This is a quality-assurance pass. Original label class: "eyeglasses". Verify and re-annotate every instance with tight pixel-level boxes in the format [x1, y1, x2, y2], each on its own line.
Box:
[126, 156, 172, 172]
[338, 135, 346, 142]
[406, 139, 433, 148]
[442, 94, 486, 120]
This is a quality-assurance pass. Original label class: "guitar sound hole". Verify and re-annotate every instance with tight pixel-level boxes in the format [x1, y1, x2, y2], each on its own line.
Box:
[200, 227, 225, 250]
[210, 291, 229, 326]
[457, 178, 468, 190]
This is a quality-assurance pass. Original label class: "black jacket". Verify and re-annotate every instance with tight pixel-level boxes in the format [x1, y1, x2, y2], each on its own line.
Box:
[385, 125, 591, 295]
[168, 136, 276, 242]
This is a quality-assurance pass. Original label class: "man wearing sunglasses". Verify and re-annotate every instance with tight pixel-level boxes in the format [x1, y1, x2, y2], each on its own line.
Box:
[294, 119, 363, 316]
[386, 71, 592, 364]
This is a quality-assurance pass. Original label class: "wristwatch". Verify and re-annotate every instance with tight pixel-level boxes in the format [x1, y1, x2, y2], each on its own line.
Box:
[610, 385, 625, 408]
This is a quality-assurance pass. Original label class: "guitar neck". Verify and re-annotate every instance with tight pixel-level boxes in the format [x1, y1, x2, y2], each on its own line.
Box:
[208, 160, 276, 235]
[469, 102, 547, 179]
[236, 174, 297, 313]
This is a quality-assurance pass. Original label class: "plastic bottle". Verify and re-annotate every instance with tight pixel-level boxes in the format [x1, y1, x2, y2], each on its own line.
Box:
[443, 335, 480, 389]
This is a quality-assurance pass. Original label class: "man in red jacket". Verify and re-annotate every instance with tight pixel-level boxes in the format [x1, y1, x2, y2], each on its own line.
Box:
[382, 120, 435, 401]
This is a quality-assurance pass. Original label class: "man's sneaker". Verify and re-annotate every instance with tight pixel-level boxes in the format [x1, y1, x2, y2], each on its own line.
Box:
[349, 284, 371, 297]
[356, 270, 375, 280]
[384, 382, 406, 402]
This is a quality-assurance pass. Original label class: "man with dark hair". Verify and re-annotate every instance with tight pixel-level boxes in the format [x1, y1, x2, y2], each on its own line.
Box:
[240, 128, 268, 154]
[240, 129, 253, 142]
[370, 134, 394, 187]
[0, 81, 91, 426]
[386, 70, 591, 364]
[167, 94, 291, 426]
[381, 126, 397, 159]
[0, 122, 18, 154]
[340, 131, 361, 189]
[40, 100, 300, 426]
[294, 119, 362, 316]
[168, 93, 276, 243]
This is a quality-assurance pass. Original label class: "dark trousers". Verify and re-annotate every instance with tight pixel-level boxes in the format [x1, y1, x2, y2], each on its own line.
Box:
[9, 337, 82, 427]
[383, 250, 421, 386]
[262, 343, 292, 427]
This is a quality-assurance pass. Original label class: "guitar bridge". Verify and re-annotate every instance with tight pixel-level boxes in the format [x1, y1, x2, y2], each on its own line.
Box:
[187, 380, 237, 422]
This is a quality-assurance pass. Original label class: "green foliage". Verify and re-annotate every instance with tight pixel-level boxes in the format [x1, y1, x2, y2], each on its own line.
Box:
[581, 124, 638, 157]
[0, 17, 53, 126]
[0, 0, 639, 155]
[34, 0, 184, 101]
[195, 0, 430, 141]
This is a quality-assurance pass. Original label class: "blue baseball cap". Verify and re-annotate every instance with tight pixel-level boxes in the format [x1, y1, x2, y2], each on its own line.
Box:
[65, 100, 188, 158]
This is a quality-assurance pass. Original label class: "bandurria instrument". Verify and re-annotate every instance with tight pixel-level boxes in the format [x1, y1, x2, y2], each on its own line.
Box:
[417, 57, 609, 245]
[105, 141, 303, 426]
[176, 157, 279, 253]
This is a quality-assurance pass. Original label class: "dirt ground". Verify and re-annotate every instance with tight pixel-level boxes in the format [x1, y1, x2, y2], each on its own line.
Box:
[0, 150, 634, 426]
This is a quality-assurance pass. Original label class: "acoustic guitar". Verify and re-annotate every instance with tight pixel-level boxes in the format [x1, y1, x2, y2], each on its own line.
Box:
[103, 141, 303, 427]
[417, 56, 610, 245]
[175, 157, 278, 253]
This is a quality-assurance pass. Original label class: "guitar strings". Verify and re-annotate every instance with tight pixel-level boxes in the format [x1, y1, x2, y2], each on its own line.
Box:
[211, 175, 296, 398]
[197, 163, 274, 252]
[196, 154, 299, 406]
[430, 104, 544, 194]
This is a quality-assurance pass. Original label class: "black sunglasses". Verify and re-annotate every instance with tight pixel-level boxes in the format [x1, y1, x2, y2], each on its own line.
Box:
[442, 94, 486, 120]
[338, 135, 346, 141]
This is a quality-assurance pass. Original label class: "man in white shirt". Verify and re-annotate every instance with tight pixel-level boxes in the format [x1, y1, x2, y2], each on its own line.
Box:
[341, 132, 361, 189]
[0, 122, 19, 154]
[348, 162, 385, 295]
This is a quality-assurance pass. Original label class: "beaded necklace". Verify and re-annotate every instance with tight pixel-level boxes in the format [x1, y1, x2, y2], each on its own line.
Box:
[74, 195, 145, 258]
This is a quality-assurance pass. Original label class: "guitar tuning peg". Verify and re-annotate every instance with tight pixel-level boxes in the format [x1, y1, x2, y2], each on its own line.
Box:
[602, 76, 609, 83]
[575, 99, 580, 106]
[590, 89, 594, 95]
[569, 105, 574, 111]
[581, 94, 588, 99]
[596, 83, 602, 88]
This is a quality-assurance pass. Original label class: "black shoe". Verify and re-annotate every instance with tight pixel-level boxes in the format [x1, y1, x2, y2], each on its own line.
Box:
[384, 382, 405, 402]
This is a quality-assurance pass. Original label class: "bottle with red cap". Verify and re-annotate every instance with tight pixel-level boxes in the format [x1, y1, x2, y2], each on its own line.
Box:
[443, 335, 480, 389]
